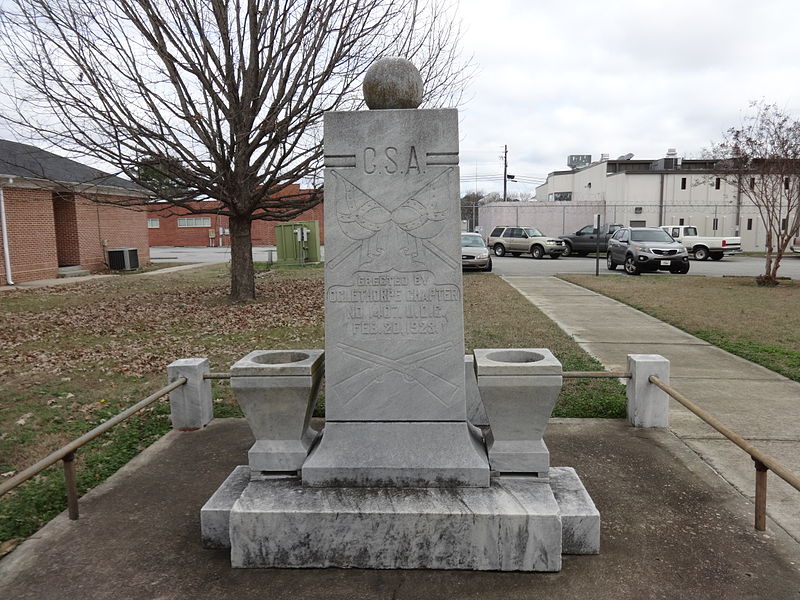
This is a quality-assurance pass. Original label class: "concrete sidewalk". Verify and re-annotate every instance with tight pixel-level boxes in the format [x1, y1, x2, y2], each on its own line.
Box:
[504, 275, 800, 545]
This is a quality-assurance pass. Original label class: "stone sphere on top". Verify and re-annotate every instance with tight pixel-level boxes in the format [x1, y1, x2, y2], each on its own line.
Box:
[362, 57, 423, 110]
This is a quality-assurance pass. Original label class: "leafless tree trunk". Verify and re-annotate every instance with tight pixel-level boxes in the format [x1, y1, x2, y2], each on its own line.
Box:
[0, 0, 471, 300]
[711, 102, 800, 286]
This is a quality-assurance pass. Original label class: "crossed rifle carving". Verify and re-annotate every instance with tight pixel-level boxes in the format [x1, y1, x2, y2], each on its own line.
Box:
[335, 341, 457, 408]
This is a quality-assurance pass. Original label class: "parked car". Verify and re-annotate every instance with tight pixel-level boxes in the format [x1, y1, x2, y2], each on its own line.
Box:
[790, 235, 800, 254]
[486, 226, 565, 259]
[560, 223, 622, 257]
[461, 232, 492, 271]
[607, 227, 690, 275]
[659, 225, 741, 261]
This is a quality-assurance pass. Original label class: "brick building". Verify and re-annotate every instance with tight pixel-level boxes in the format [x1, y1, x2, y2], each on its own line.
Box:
[147, 184, 324, 246]
[0, 140, 150, 285]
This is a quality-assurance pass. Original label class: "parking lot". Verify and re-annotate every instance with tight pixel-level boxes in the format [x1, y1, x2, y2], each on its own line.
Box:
[151, 245, 800, 280]
[488, 253, 800, 279]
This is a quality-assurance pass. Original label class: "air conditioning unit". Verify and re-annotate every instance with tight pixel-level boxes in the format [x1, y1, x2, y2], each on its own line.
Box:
[107, 247, 140, 271]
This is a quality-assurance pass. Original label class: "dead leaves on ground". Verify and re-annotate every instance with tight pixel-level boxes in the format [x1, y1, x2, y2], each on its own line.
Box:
[0, 275, 324, 380]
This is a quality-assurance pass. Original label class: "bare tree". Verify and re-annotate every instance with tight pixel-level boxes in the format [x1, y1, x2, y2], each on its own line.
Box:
[0, 0, 471, 300]
[711, 102, 800, 285]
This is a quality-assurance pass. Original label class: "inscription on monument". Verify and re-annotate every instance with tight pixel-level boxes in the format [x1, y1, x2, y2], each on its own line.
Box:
[327, 271, 459, 337]
[323, 109, 466, 421]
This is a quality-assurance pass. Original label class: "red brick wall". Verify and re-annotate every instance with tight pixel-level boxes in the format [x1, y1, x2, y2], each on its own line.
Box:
[0, 187, 150, 286]
[147, 202, 229, 247]
[75, 195, 150, 270]
[147, 186, 324, 247]
[53, 193, 80, 266]
[1, 187, 59, 285]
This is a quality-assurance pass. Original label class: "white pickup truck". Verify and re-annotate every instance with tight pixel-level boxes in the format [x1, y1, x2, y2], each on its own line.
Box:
[660, 225, 742, 261]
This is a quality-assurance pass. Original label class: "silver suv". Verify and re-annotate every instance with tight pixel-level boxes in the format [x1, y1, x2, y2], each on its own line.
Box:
[607, 227, 689, 275]
[487, 226, 565, 259]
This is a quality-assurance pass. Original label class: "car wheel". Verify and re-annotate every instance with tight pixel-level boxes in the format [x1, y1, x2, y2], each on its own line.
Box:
[693, 246, 709, 261]
[530, 245, 544, 259]
[710, 252, 723, 261]
[484, 258, 493, 272]
[493, 244, 506, 257]
[624, 255, 640, 275]
[562, 243, 572, 257]
[607, 253, 617, 270]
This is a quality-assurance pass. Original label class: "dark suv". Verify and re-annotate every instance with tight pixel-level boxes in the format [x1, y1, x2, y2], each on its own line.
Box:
[607, 227, 689, 275]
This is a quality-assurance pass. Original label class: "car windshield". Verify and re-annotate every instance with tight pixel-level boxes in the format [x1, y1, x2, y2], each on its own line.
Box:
[461, 235, 486, 248]
[631, 229, 674, 243]
[524, 227, 543, 237]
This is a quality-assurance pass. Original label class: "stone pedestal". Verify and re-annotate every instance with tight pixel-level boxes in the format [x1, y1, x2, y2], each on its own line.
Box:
[231, 350, 324, 472]
[202, 467, 599, 570]
[302, 421, 488, 487]
[474, 349, 562, 475]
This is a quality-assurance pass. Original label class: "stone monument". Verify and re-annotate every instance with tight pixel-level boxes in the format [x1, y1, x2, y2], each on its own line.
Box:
[201, 57, 600, 571]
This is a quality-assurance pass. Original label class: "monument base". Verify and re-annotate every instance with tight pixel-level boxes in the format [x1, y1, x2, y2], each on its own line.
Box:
[488, 438, 551, 476]
[202, 467, 599, 571]
[301, 421, 490, 487]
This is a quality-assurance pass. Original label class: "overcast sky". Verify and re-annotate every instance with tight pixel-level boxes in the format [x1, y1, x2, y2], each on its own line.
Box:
[454, 0, 800, 197]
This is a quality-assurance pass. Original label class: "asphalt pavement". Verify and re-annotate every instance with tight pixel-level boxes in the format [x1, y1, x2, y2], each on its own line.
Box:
[490, 252, 800, 279]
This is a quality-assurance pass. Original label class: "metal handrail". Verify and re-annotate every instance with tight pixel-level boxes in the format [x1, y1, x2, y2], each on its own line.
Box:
[649, 375, 800, 531]
[205, 370, 634, 380]
[564, 371, 631, 379]
[0, 377, 187, 519]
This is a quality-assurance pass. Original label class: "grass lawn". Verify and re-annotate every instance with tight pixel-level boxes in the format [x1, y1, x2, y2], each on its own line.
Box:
[0, 265, 624, 551]
[560, 274, 800, 383]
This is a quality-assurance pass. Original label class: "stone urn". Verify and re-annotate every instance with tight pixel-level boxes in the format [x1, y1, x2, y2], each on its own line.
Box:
[473, 349, 562, 476]
[230, 350, 324, 473]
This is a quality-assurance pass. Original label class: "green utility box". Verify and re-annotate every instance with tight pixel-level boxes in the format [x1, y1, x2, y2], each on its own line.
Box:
[274, 220, 321, 264]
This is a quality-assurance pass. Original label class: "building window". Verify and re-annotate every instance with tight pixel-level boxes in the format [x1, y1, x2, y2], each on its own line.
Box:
[680, 177, 687, 190]
[679, 218, 685, 225]
[147, 218, 160, 228]
[177, 217, 212, 228]
[629, 220, 646, 227]
[782, 218, 788, 231]
[750, 177, 756, 190]
[785, 178, 790, 190]
[712, 218, 719, 231]
[747, 218, 753, 231]
[634, 207, 643, 214]
[553, 191, 572, 201]
[715, 177, 721, 190]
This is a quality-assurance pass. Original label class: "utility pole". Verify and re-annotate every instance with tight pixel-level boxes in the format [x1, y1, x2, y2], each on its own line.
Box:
[503, 144, 508, 202]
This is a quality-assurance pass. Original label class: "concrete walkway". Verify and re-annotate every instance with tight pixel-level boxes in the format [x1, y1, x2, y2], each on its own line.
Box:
[504, 275, 800, 544]
[2, 419, 799, 599]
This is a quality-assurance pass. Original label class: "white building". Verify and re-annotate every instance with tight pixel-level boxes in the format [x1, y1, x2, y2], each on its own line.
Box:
[479, 152, 768, 250]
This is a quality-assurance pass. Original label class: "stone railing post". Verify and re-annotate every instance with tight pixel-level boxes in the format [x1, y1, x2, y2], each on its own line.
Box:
[626, 354, 669, 428]
[167, 358, 213, 431]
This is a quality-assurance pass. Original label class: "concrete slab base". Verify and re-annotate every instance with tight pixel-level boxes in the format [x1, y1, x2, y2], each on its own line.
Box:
[550, 467, 600, 554]
[200, 465, 251, 548]
[202, 466, 599, 571]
